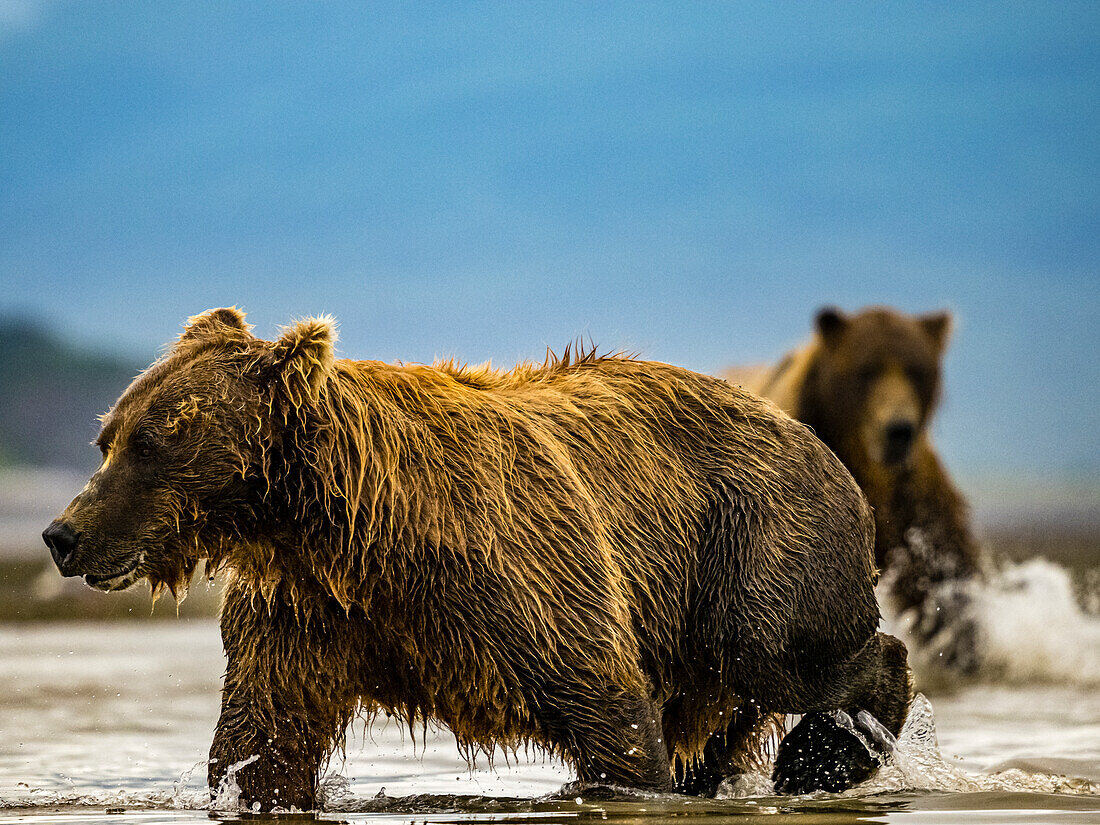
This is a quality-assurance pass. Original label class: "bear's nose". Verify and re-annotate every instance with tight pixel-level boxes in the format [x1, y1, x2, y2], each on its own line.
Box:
[883, 421, 916, 465]
[43, 521, 81, 574]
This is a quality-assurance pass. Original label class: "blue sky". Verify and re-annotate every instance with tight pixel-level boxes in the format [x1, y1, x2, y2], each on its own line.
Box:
[1, 2, 1098, 489]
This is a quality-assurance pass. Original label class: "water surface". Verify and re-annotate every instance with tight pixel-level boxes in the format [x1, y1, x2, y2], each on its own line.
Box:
[2, 557, 1098, 824]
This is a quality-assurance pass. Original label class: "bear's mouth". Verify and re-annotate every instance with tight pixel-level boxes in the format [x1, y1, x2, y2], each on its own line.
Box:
[84, 555, 145, 591]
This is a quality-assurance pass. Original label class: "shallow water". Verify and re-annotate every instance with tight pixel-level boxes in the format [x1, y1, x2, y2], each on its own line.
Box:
[1, 558, 1098, 824]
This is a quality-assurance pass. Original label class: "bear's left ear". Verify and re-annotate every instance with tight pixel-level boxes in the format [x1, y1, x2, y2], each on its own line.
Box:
[269, 316, 337, 408]
[814, 306, 848, 347]
[918, 311, 952, 354]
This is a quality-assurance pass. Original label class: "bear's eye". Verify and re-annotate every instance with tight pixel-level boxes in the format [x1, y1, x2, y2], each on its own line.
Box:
[906, 366, 931, 385]
[130, 433, 157, 461]
[856, 365, 879, 384]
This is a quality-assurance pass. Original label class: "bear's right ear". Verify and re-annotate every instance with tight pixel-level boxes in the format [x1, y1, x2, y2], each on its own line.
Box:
[267, 316, 337, 410]
[814, 306, 848, 346]
[918, 311, 953, 354]
[179, 307, 253, 344]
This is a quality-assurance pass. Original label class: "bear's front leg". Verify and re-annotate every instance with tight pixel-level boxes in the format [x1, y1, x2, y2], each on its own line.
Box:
[209, 690, 325, 811]
[208, 582, 356, 812]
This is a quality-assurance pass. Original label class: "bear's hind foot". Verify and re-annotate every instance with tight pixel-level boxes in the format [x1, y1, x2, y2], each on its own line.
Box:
[771, 710, 890, 795]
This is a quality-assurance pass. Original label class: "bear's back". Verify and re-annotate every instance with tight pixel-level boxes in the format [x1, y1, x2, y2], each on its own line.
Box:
[352, 352, 875, 615]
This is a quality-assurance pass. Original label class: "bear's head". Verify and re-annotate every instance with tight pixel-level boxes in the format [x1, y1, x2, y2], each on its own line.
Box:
[799, 306, 951, 473]
[42, 308, 336, 596]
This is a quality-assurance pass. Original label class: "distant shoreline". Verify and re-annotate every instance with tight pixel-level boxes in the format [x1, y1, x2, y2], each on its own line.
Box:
[3, 524, 1096, 626]
[3, 464, 1096, 621]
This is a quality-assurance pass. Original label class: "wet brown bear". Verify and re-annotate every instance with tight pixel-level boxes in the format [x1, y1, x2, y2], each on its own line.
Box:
[45, 308, 911, 810]
[726, 306, 982, 674]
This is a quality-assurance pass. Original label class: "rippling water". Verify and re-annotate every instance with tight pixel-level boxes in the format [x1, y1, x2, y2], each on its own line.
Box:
[2, 558, 1098, 824]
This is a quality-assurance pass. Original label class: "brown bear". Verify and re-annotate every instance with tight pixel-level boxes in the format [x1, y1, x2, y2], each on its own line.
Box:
[725, 306, 982, 674]
[44, 308, 912, 810]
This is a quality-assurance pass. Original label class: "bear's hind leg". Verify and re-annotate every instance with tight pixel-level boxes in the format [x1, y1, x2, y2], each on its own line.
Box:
[529, 676, 673, 792]
[771, 632, 911, 795]
[674, 704, 779, 797]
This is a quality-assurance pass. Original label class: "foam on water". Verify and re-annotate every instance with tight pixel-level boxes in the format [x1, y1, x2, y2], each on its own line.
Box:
[860, 694, 1093, 796]
[882, 555, 1100, 687]
[716, 693, 1095, 801]
[1, 756, 289, 813]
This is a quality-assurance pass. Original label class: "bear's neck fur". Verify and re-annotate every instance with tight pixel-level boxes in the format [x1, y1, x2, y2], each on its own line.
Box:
[224, 361, 440, 610]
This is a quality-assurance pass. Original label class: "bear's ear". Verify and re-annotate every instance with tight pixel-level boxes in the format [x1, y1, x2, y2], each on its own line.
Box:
[179, 307, 253, 344]
[919, 311, 952, 354]
[269, 316, 337, 408]
[814, 306, 848, 346]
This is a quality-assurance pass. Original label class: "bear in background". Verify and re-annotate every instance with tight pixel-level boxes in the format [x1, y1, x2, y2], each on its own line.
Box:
[45, 308, 911, 810]
[725, 306, 983, 675]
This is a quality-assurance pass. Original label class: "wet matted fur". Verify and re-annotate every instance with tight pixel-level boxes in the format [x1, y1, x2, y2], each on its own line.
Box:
[47, 308, 911, 809]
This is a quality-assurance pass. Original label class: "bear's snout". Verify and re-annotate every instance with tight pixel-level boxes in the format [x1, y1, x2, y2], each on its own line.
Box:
[43, 520, 82, 575]
[883, 420, 916, 465]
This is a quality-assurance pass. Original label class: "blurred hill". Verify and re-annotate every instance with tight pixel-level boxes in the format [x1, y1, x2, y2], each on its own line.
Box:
[0, 316, 140, 472]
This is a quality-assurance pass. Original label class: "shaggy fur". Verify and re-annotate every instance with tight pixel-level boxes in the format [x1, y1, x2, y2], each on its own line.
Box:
[47, 308, 912, 810]
[725, 306, 982, 674]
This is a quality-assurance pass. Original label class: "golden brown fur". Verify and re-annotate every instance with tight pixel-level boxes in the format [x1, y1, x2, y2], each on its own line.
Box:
[46, 308, 912, 809]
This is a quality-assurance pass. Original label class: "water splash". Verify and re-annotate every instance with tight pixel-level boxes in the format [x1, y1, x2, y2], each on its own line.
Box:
[0, 754, 296, 814]
[0, 785, 167, 811]
[862, 694, 1094, 795]
[717, 772, 774, 798]
[318, 770, 352, 809]
[169, 758, 214, 809]
[209, 753, 259, 812]
[976, 559, 1100, 686]
[883, 556, 1100, 687]
[716, 693, 1095, 800]
[2, 696, 1093, 815]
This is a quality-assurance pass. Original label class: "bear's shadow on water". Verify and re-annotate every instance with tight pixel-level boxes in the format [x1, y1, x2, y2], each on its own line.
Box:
[274, 782, 915, 822]
[206, 788, 915, 825]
